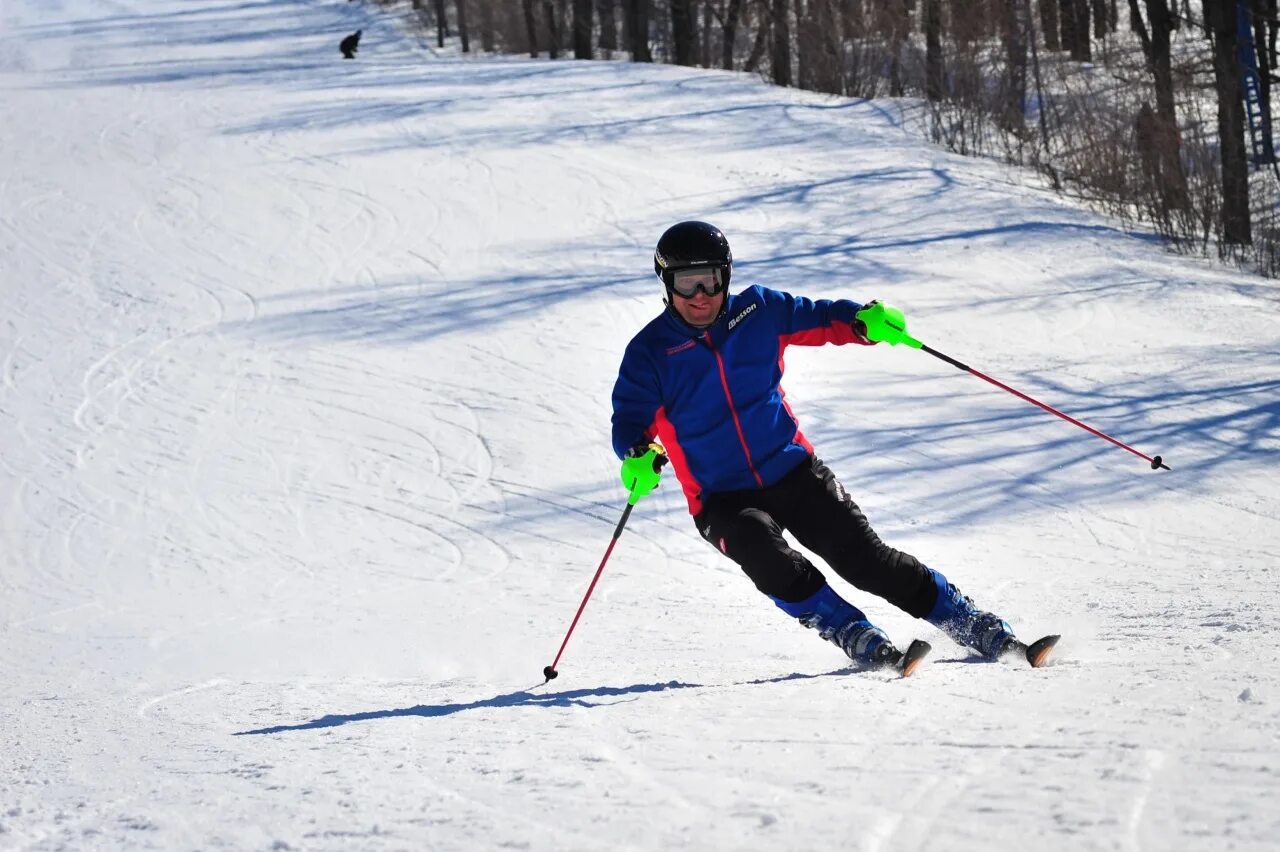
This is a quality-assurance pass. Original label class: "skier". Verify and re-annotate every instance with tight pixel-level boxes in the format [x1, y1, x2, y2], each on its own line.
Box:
[611, 221, 1055, 674]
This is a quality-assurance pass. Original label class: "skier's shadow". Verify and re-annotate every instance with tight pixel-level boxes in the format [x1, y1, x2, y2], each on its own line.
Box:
[233, 680, 702, 736]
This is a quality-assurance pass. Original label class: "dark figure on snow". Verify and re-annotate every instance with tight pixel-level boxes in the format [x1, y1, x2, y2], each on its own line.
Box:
[612, 221, 1055, 673]
[339, 29, 361, 59]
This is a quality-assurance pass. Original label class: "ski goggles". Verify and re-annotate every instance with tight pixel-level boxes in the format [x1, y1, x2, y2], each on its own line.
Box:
[669, 267, 726, 299]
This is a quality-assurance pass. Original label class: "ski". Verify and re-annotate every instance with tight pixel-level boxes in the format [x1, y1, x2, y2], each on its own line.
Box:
[898, 638, 932, 678]
[1006, 634, 1060, 668]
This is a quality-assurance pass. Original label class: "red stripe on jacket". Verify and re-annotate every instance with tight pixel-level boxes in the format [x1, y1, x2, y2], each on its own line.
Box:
[652, 406, 705, 515]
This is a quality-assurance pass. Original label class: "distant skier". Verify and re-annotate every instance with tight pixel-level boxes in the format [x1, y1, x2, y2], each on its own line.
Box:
[340, 29, 361, 59]
[612, 221, 1055, 673]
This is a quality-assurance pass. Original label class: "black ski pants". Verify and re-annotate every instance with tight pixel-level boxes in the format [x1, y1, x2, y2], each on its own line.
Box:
[694, 455, 938, 617]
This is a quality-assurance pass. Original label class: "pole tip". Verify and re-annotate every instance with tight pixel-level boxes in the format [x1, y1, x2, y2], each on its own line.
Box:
[1150, 455, 1171, 471]
[542, 666, 558, 682]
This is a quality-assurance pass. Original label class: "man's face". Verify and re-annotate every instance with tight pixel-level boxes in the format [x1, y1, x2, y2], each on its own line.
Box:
[669, 269, 726, 328]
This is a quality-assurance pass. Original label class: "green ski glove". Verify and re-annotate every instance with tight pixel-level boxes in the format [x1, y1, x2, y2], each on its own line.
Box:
[621, 443, 669, 505]
[854, 301, 922, 348]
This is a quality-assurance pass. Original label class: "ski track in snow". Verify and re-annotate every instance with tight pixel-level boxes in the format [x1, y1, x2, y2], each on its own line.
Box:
[2, 0, 1278, 849]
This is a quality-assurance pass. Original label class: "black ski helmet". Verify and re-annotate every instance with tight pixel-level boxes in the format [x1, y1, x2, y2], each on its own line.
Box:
[653, 221, 733, 296]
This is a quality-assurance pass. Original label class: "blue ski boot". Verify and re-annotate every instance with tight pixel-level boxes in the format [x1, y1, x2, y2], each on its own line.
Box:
[925, 569, 1017, 659]
[772, 584, 900, 667]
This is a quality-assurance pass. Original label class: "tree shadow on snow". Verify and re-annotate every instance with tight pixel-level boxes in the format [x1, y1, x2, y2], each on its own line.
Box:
[232, 680, 702, 736]
[30, 0, 1276, 535]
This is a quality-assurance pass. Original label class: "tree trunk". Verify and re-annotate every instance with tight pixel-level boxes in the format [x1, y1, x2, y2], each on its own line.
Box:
[815, 0, 841, 93]
[744, 0, 771, 72]
[1065, 0, 1091, 60]
[1040, 0, 1061, 50]
[575, 0, 594, 57]
[434, 0, 448, 47]
[672, 0, 696, 65]
[1252, 0, 1276, 163]
[1206, 0, 1252, 244]
[1060, 0, 1074, 52]
[795, 0, 812, 88]
[478, 0, 495, 51]
[524, 0, 540, 56]
[458, 0, 470, 51]
[544, 0, 561, 57]
[770, 0, 791, 85]
[925, 0, 944, 100]
[702, 1, 713, 66]
[1130, 0, 1190, 207]
[1002, 0, 1028, 131]
[599, 0, 618, 52]
[629, 0, 653, 61]
[886, 0, 907, 96]
[722, 0, 744, 69]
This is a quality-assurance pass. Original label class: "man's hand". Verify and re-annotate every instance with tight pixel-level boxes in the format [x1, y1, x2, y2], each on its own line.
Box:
[852, 299, 879, 340]
[854, 301, 923, 348]
[621, 442, 668, 502]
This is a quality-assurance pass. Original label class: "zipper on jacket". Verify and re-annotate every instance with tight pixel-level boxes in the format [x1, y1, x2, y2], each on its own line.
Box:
[704, 331, 765, 488]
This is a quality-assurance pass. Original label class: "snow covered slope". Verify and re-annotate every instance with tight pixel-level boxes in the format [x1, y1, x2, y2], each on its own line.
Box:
[2, 0, 1277, 848]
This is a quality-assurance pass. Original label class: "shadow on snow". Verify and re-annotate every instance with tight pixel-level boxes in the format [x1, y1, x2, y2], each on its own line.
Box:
[232, 680, 702, 735]
[24, 0, 1277, 532]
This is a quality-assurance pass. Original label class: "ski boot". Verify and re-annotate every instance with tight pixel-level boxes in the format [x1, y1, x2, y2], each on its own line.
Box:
[773, 584, 930, 676]
[925, 570, 1020, 660]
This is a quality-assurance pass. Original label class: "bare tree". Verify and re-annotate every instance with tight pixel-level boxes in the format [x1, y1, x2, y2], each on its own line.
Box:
[672, 0, 697, 64]
[925, 0, 944, 100]
[1092, 0, 1113, 36]
[434, 0, 449, 47]
[575, 0, 594, 57]
[744, 0, 771, 72]
[599, 0, 619, 52]
[811, 0, 842, 93]
[478, 0, 496, 50]
[628, 0, 653, 60]
[1040, 0, 1061, 50]
[1128, 0, 1189, 208]
[524, 0, 540, 56]
[879, 0, 909, 96]
[1062, 0, 1091, 59]
[721, 0, 744, 69]
[1206, 0, 1251, 244]
[770, 0, 791, 85]
[795, 0, 812, 87]
[1000, 0, 1029, 132]
[544, 0, 562, 57]
[701, 1, 713, 66]
[458, 0, 470, 51]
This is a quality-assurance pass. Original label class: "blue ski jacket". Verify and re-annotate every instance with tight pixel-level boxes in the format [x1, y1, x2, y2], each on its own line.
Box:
[611, 285, 873, 515]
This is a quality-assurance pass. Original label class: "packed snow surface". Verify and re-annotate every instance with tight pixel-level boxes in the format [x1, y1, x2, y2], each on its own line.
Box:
[2, 1, 1278, 849]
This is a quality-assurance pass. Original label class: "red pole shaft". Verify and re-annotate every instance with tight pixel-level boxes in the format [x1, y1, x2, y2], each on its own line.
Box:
[544, 502, 635, 679]
[921, 344, 1169, 470]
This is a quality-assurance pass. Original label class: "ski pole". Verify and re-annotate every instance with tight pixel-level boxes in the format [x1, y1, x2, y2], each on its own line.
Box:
[541, 454, 667, 683]
[855, 303, 1170, 471]
[541, 502, 634, 683]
